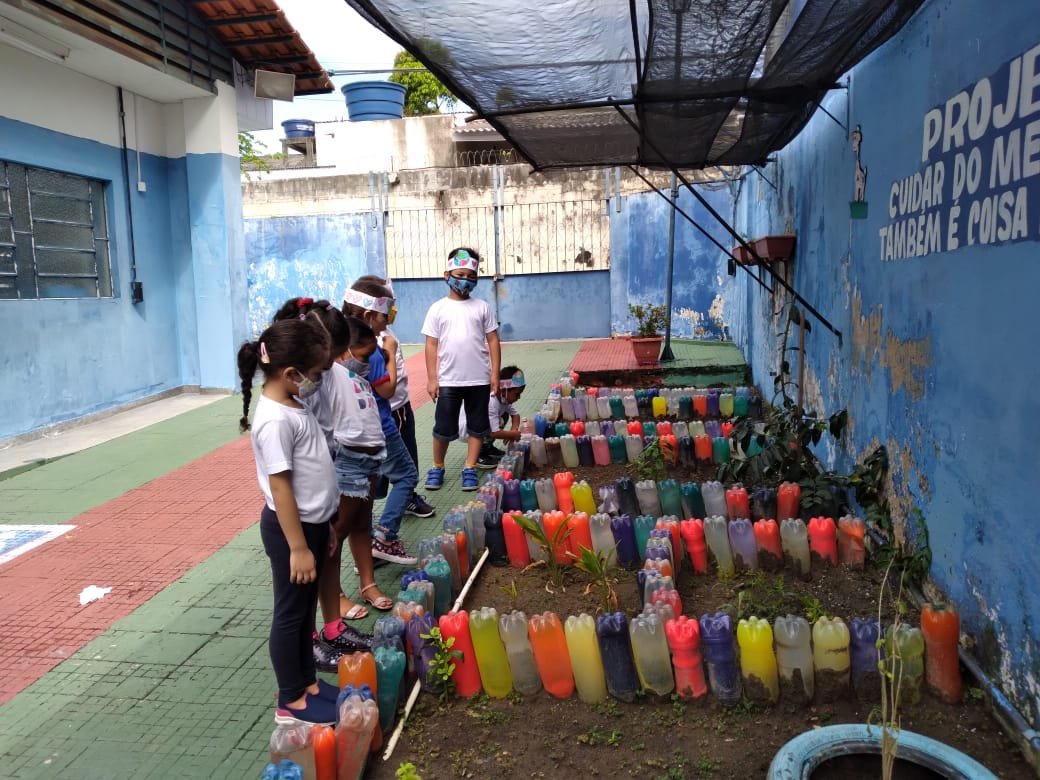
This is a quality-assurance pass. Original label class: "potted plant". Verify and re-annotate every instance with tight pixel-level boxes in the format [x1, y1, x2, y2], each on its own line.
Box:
[628, 303, 666, 366]
[732, 235, 797, 264]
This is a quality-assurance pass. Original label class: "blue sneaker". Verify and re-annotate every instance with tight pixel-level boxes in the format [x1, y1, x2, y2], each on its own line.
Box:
[275, 693, 337, 726]
[425, 467, 445, 491]
[461, 467, 479, 491]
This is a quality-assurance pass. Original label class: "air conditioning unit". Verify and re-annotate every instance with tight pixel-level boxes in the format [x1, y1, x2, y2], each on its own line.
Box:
[254, 69, 296, 102]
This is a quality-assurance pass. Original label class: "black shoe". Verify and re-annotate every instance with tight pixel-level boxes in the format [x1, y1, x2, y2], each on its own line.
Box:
[477, 452, 502, 469]
[405, 494, 436, 518]
[312, 635, 344, 673]
[321, 622, 373, 654]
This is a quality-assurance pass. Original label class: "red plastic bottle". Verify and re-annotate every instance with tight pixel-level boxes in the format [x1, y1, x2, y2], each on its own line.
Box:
[665, 616, 708, 698]
[569, 421, 586, 437]
[921, 603, 962, 704]
[439, 611, 484, 698]
[312, 724, 336, 780]
[679, 519, 708, 574]
[568, 512, 594, 559]
[528, 612, 575, 698]
[656, 421, 673, 436]
[753, 518, 783, 564]
[655, 518, 682, 569]
[627, 420, 643, 436]
[659, 433, 679, 465]
[693, 434, 713, 462]
[807, 516, 838, 566]
[777, 481, 800, 520]
[693, 394, 708, 417]
[542, 511, 572, 564]
[553, 471, 575, 514]
[721, 421, 734, 438]
[502, 512, 531, 568]
[651, 587, 682, 618]
[725, 486, 750, 520]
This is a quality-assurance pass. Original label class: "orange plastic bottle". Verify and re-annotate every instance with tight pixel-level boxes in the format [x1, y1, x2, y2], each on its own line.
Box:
[679, 518, 707, 574]
[568, 512, 594, 559]
[837, 515, 866, 568]
[438, 611, 484, 698]
[921, 603, 962, 704]
[777, 482, 800, 520]
[725, 486, 750, 520]
[502, 511, 531, 568]
[311, 723, 336, 780]
[659, 433, 679, 465]
[542, 510, 572, 564]
[528, 612, 575, 698]
[807, 516, 838, 566]
[753, 518, 783, 566]
[553, 471, 575, 514]
[655, 518, 682, 570]
[338, 651, 377, 692]
[693, 434, 713, 462]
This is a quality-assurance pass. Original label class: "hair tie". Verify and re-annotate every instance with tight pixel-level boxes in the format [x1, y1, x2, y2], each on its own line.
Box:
[259, 342, 270, 364]
[297, 297, 314, 309]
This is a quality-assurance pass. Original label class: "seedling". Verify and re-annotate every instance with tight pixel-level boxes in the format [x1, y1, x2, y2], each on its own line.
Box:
[419, 626, 462, 703]
[574, 545, 620, 613]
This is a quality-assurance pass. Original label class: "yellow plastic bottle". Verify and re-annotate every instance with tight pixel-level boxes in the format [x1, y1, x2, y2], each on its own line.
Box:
[736, 617, 779, 702]
[469, 606, 513, 698]
[564, 614, 608, 703]
[812, 616, 851, 702]
[570, 480, 598, 516]
[652, 396, 668, 417]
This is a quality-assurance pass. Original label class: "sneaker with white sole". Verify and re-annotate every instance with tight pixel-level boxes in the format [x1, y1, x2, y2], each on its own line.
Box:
[372, 536, 418, 565]
[424, 467, 445, 490]
[321, 621, 373, 653]
[275, 693, 337, 726]
[405, 494, 436, 518]
[312, 634, 344, 673]
[461, 466, 480, 491]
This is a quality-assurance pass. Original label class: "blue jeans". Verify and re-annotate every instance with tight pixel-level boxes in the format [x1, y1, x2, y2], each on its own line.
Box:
[376, 431, 418, 540]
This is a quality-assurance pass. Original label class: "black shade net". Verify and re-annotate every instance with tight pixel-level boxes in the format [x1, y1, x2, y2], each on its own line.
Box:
[345, 0, 923, 170]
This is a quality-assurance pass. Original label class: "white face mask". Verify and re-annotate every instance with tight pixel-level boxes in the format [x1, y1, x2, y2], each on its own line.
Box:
[345, 350, 370, 378]
[294, 371, 321, 398]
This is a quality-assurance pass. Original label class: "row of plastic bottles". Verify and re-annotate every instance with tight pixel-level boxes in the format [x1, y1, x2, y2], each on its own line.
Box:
[524, 426, 743, 469]
[546, 381, 762, 422]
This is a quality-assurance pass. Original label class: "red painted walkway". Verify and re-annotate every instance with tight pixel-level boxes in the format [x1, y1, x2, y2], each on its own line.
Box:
[0, 351, 430, 705]
[568, 337, 643, 373]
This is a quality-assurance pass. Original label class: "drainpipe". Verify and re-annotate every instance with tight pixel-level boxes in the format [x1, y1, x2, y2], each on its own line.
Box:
[490, 165, 503, 326]
[661, 172, 678, 361]
[117, 87, 142, 303]
[863, 522, 1040, 769]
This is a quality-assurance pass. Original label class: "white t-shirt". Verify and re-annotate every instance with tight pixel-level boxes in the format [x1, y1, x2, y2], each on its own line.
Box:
[378, 327, 410, 412]
[319, 362, 385, 449]
[421, 296, 497, 386]
[458, 392, 518, 440]
[250, 395, 339, 524]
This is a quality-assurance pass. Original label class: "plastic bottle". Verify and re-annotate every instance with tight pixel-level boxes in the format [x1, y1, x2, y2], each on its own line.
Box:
[777, 481, 800, 520]
[502, 512, 531, 568]
[621, 394, 638, 418]
[438, 533, 463, 591]
[608, 434, 627, 464]
[559, 435, 579, 468]
[518, 479, 538, 512]
[592, 612, 638, 701]
[597, 484, 619, 514]
[563, 614, 608, 704]
[439, 611, 482, 698]
[552, 471, 574, 513]
[497, 610, 542, 696]
[850, 617, 881, 702]
[725, 485, 750, 520]
[443, 510, 471, 568]
[269, 722, 315, 779]
[837, 515, 866, 568]
[311, 724, 335, 780]
[808, 516, 838, 567]
[780, 518, 812, 580]
[678, 395, 694, 419]
[373, 646, 406, 732]
[737, 617, 779, 703]
[338, 651, 377, 693]
[650, 395, 667, 417]
[665, 616, 707, 698]
[629, 612, 674, 696]
[650, 585, 682, 619]
[633, 515, 657, 560]
[573, 393, 587, 421]
[609, 515, 637, 569]
[711, 437, 730, 464]
[335, 694, 379, 779]
[699, 612, 741, 705]
[502, 479, 521, 512]
[571, 480, 597, 515]
[575, 435, 594, 467]
[560, 395, 575, 421]
[727, 518, 758, 571]
[680, 482, 706, 517]
[703, 516, 734, 577]
[887, 623, 925, 705]
[373, 615, 406, 649]
[608, 395, 624, 418]
[750, 486, 777, 521]
[774, 615, 815, 704]
[635, 480, 662, 517]
[404, 581, 434, 615]
[541, 511, 571, 564]
[464, 502, 487, 551]
[469, 607, 513, 698]
[655, 517, 681, 570]
[624, 433, 644, 462]
[753, 519, 783, 571]
[733, 391, 749, 417]
[679, 518, 708, 574]
[812, 616, 851, 702]
[677, 435, 695, 466]
[692, 391, 708, 418]
[701, 481, 726, 517]
[591, 435, 611, 466]
[527, 612, 575, 698]
[535, 478, 557, 512]
[567, 512, 594, 559]
[405, 614, 437, 691]
[528, 436, 548, 468]
[719, 392, 734, 418]
[642, 421, 657, 439]
[596, 396, 611, 419]
[616, 476, 639, 516]
[423, 555, 453, 616]
[693, 434, 712, 462]
[522, 510, 544, 562]
[612, 418, 628, 437]
[545, 437, 563, 469]
[921, 603, 962, 704]
[657, 479, 682, 518]
[589, 513, 616, 563]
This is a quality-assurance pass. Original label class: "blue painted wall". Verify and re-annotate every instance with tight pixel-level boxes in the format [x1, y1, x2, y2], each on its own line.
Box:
[610, 185, 732, 339]
[729, 0, 1040, 724]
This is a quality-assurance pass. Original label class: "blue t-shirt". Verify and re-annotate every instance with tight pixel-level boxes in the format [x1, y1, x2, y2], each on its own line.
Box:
[368, 349, 398, 437]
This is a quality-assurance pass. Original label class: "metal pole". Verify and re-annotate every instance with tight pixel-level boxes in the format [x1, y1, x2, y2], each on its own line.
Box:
[661, 173, 678, 361]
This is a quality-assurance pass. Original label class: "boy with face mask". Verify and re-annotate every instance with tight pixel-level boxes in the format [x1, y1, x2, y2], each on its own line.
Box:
[421, 247, 501, 492]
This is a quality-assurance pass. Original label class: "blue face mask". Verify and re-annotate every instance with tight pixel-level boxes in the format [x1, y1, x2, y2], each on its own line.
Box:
[447, 276, 477, 296]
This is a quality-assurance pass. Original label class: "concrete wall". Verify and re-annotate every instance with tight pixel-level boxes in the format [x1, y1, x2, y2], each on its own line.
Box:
[0, 44, 246, 439]
[728, 0, 1040, 726]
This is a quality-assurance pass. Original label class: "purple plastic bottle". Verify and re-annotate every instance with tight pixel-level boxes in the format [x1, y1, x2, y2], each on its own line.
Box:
[610, 515, 638, 569]
[850, 617, 882, 702]
[595, 612, 640, 702]
[700, 612, 741, 706]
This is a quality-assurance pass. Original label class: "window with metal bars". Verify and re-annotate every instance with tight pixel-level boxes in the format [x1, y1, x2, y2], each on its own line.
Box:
[0, 161, 113, 300]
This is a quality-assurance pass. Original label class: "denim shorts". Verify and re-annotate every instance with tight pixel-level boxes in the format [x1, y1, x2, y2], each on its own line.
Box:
[333, 446, 386, 499]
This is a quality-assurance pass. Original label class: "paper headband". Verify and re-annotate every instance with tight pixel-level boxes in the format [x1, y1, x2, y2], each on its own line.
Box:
[446, 249, 480, 273]
[499, 369, 525, 389]
[343, 287, 394, 315]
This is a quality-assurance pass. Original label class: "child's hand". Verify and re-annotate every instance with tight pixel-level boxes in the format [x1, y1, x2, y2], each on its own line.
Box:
[490, 375, 499, 395]
[289, 547, 317, 584]
[382, 331, 398, 356]
[427, 377, 439, 401]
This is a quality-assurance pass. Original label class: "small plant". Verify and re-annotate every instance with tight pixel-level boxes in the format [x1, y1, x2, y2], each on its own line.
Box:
[629, 303, 667, 337]
[607, 729, 623, 747]
[419, 626, 462, 703]
[498, 578, 519, 604]
[869, 557, 907, 780]
[577, 725, 607, 746]
[396, 762, 422, 780]
[802, 595, 828, 622]
[632, 437, 669, 482]
[515, 513, 572, 590]
[573, 545, 620, 613]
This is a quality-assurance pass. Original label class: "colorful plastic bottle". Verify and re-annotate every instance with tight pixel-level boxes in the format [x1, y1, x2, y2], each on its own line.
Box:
[733, 392, 749, 417]
[777, 481, 800, 520]
[338, 650, 377, 693]
[559, 435, 579, 469]
[560, 395, 575, 421]
[595, 396, 611, 419]
[703, 419, 721, 438]
[569, 420, 586, 437]
[590, 514, 617, 564]
[629, 613, 674, 696]
[692, 392, 708, 417]
[655, 517, 681, 570]
[725, 485, 750, 520]
[634, 480, 662, 517]
[498, 610, 542, 696]
[680, 482, 706, 517]
[665, 616, 707, 698]
[727, 518, 758, 571]
[616, 476, 639, 516]
[693, 434, 712, 462]
[564, 614, 608, 703]
[737, 617, 779, 703]
[529, 436, 548, 468]
[837, 515, 866, 568]
[850, 617, 881, 702]
[553, 471, 575, 513]
[312, 723, 336, 780]
[439, 611, 483, 698]
[571, 480, 597, 515]
[701, 481, 726, 517]
[622, 395, 638, 418]
[522, 510, 544, 562]
[658, 479, 683, 518]
[528, 612, 575, 699]
[535, 478, 557, 512]
[656, 420, 673, 437]
[808, 516, 838, 567]
[651, 395, 667, 417]
[269, 722, 315, 779]
[518, 480, 538, 513]
[405, 581, 434, 616]
[576, 435, 594, 467]
[438, 533, 464, 589]
[921, 603, 962, 704]
[887, 623, 925, 705]
[625, 433, 644, 462]
[812, 616, 851, 702]
[596, 612, 639, 702]
[541, 510, 571, 564]
[373, 645, 406, 732]
[406, 613, 437, 692]
[468, 607, 512, 698]
[334, 694, 378, 780]
[719, 392, 734, 417]
[700, 612, 741, 705]
[680, 518, 708, 574]
[597, 484, 618, 514]
[591, 435, 611, 466]
[711, 437, 730, 464]
[650, 585, 682, 619]
[703, 516, 734, 577]
[502, 478, 521, 512]
[780, 518, 811, 580]
[567, 512, 594, 559]
[642, 421, 658, 439]
[633, 515, 657, 560]
[706, 389, 720, 417]
[610, 515, 638, 569]
[423, 555, 453, 616]
[774, 615, 815, 704]
[608, 434, 627, 464]
[678, 436, 695, 466]
[608, 395, 624, 418]
[750, 486, 777, 521]
[753, 519, 783, 571]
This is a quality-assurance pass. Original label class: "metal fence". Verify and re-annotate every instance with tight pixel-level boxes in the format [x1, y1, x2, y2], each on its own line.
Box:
[385, 199, 609, 278]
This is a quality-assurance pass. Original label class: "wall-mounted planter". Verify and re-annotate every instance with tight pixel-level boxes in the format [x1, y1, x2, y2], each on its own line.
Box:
[733, 235, 797, 264]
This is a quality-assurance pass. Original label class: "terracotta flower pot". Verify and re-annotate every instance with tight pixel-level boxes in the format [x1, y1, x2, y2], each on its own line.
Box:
[750, 235, 796, 261]
[631, 336, 662, 366]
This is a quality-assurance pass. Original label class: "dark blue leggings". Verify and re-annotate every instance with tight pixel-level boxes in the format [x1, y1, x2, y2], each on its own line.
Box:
[260, 506, 330, 703]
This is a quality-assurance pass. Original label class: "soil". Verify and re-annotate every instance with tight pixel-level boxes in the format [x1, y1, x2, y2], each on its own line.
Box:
[369, 459, 1033, 780]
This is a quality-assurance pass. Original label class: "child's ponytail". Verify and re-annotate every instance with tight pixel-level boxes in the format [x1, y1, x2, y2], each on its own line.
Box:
[237, 340, 260, 431]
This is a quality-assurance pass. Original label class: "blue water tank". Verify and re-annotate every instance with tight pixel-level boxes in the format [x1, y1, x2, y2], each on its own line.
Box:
[281, 118, 315, 138]
[341, 81, 407, 121]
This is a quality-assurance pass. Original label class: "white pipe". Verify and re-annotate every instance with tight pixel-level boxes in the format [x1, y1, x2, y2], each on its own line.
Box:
[381, 548, 491, 762]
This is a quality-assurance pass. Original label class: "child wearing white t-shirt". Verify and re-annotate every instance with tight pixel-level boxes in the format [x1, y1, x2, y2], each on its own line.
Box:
[421, 247, 501, 492]
[457, 366, 527, 467]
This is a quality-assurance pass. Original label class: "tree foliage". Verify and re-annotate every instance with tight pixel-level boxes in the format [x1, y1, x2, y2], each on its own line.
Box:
[389, 49, 457, 116]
